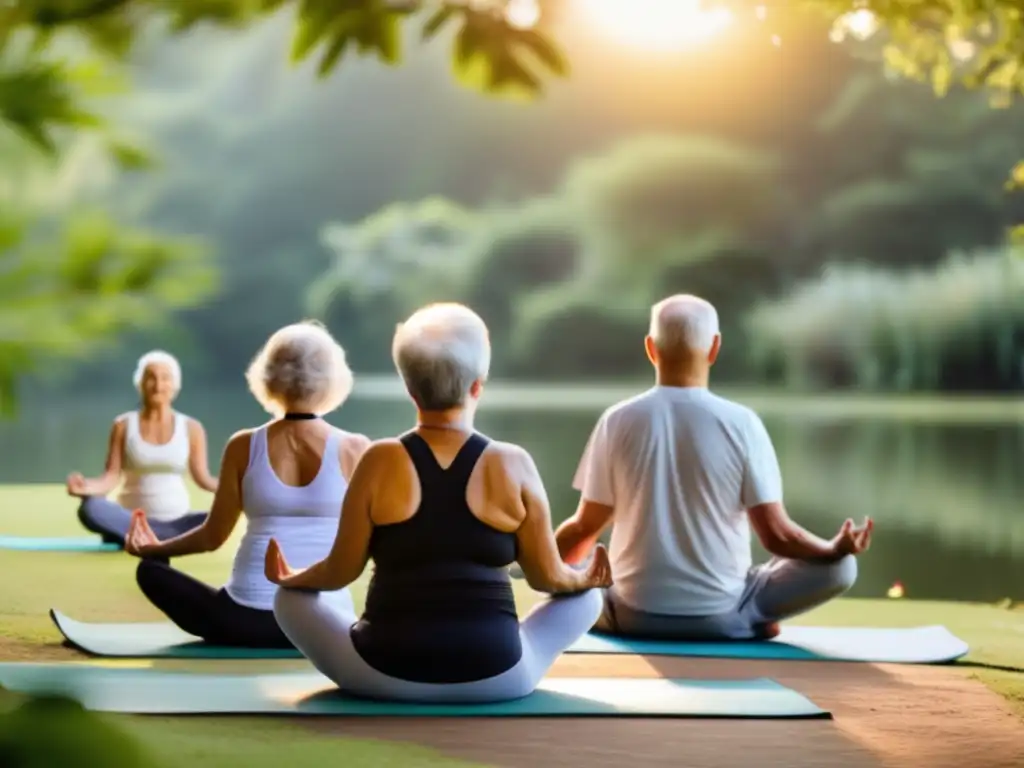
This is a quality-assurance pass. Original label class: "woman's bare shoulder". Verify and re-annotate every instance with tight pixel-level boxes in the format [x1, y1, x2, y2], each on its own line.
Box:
[481, 439, 535, 477]
[336, 430, 373, 453]
[337, 432, 404, 469]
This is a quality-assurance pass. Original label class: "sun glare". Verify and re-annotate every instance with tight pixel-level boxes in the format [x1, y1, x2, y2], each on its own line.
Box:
[580, 0, 734, 52]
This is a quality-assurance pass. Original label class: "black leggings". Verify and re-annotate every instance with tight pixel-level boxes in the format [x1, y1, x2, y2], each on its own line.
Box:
[136, 559, 292, 648]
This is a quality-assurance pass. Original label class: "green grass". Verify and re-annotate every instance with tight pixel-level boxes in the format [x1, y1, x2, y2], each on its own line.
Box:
[1, 483, 1022, 766]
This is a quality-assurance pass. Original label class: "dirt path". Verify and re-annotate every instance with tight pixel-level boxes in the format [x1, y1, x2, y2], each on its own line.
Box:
[306, 655, 1024, 768]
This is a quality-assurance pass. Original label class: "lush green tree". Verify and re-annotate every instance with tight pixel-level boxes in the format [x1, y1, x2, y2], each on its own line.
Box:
[0, 209, 214, 413]
[10, 1, 1023, 137]
[799, 71, 1024, 267]
[311, 197, 480, 369]
[5, 0, 1023, 405]
[311, 133, 788, 379]
[0, 7, 220, 413]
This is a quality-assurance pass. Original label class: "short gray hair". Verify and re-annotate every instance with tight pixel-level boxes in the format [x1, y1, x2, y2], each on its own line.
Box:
[392, 303, 491, 411]
[133, 350, 182, 396]
[649, 294, 720, 355]
[246, 320, 354, 417]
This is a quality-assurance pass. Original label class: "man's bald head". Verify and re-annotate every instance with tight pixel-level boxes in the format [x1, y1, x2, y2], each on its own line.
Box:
[648, 294, 720, 360]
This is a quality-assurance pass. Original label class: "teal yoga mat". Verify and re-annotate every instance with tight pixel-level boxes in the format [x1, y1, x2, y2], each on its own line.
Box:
[0, 664, 829, 718]
[569, 625, 970, 664]
[0, 536, 119, 553]
[51, 609, 968, 664]
[51, 610, 301, 659]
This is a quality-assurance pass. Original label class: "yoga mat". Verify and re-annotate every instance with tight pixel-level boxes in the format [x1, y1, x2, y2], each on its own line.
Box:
[51, 610, 968, 664]
[568, 625, 970, 664]
[50, 610, 301, 659]
[0, 664, 828, 719]
[0, 536, 119, 553]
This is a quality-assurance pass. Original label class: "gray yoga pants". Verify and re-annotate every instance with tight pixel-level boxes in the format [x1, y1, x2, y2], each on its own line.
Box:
[274, 586, 602, 703]
[78, 496, 208, 546]
[595, 555, 858, 640]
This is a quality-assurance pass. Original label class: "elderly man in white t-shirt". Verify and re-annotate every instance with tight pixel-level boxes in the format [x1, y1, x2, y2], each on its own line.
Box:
[554, 294, 873, 640]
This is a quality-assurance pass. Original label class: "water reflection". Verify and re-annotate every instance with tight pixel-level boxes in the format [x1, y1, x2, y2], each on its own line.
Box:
[2, 385, 1021, 603]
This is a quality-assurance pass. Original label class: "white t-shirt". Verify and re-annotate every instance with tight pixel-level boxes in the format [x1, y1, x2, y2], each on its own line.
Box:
[573, 386, 783, 616]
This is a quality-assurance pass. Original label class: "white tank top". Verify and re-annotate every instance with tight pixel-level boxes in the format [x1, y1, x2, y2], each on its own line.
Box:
[225, 425, 349, 610]
[117, 411, 191, 522]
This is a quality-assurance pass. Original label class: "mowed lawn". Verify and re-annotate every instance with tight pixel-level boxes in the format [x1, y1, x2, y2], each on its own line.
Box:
[0, 483, 1022, 767]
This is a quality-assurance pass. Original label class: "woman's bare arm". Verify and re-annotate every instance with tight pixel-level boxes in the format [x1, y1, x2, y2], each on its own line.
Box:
[187, 418, 219, 493]
[137, 431, 247, 558]
[513, 447, 599, 595]
[69, 419, 127, 496]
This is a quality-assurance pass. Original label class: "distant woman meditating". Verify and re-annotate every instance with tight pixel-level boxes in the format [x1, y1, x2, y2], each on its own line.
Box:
[66, 351, 218, 545]
[267, 303, 611, 701]
[123, 321, 369, 648]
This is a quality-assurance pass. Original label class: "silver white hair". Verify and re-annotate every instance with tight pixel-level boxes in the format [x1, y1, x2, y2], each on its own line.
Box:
[246, 320, 354, 417]
[132, 350, 182, 396]
[649, 294, 720, 355]
[392, 303, 491, 411]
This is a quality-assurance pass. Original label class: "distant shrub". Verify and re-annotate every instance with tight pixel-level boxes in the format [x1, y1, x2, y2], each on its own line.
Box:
[563, 134, 784, 258]
[808, 178, 1006, 268]
[459, 199, 583, 371]
[745, 248, 1024, 392]
[310, 135, 793, 378]
[507, 278, 647, 379]
[310, 197, 481, 370]
[0, 694, 152, 768]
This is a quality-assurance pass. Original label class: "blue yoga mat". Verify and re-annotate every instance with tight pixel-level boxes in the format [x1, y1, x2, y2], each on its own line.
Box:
[568, 625, 969, 664]
[0, 664, 828, 718]
[49, 609, 968, 664]
[0, 536, 120, 553]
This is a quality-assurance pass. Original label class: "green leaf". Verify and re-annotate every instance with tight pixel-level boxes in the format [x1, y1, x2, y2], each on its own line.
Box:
[107, 139, 156, 171]
[931, 59, 952, 97]
[454, 15, 487, 70]
[372, 10, 402, 64]
[422, 4, 457, 40]
[290, 2, 338, 63]
[489, 50, 540, 95]
[317, 31, 354, 76]
[513, 28, 568, 77]
[65, 59, 129, 98]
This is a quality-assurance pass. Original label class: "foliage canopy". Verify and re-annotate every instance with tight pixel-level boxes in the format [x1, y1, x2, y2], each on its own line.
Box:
[1, 0, 1022, 410]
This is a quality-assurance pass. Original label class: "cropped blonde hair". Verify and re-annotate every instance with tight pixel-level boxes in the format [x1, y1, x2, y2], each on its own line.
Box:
[245, 321, 354, 417]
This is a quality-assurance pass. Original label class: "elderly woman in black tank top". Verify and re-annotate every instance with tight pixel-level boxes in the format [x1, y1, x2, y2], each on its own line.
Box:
[265, 302, 611, 703]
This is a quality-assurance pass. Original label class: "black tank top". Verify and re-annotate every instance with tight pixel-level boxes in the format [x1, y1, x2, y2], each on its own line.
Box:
[350, 430, 522, 683]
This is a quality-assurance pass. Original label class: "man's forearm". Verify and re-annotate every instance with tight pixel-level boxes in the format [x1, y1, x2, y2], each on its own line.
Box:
[554, 518, 598, 565]
[770, 523, 837, 561]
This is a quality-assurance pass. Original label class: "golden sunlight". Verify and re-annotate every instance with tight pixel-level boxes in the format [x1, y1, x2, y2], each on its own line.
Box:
[579, 0, 734, 52]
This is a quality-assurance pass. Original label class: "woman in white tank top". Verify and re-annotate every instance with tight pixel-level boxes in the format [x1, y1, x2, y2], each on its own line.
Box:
[122, 322, 368, 648]
[66, 351, 218, 545]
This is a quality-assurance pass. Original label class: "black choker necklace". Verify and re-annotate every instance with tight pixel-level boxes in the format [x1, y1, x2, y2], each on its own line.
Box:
[283, 413, 318, 421]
